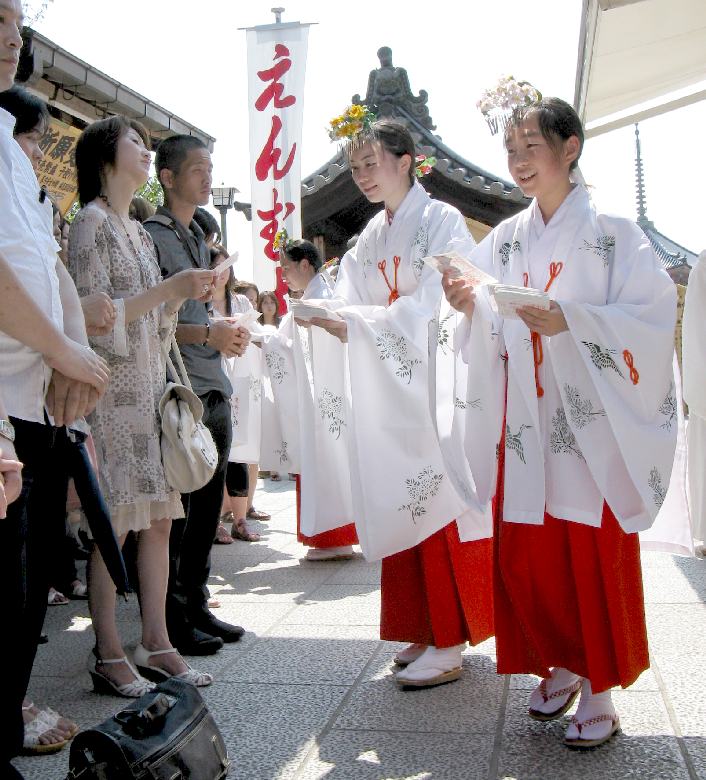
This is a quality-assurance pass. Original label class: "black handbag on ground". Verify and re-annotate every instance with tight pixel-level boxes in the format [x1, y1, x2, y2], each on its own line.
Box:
[65, 677, 230, 779]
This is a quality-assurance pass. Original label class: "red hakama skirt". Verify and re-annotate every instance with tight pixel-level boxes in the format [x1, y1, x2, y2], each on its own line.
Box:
[295, 476, 358, 548]
[494, 434, 649, 693]
[380, 521, 494, 648]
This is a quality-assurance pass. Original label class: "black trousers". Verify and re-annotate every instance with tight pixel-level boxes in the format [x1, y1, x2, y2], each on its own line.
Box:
[167, 391, 231, 627]
[0, 418, 62, 771]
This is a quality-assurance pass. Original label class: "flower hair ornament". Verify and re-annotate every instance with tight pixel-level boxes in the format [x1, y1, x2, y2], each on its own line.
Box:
[415, 154, 436, 178]
[328, 104, 377, 150]
[273, 227, 294, 253]
[477, 75, 542, 136]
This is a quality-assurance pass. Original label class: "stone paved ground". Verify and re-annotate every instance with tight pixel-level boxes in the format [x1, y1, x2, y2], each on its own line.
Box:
[15, 477, 706, 780]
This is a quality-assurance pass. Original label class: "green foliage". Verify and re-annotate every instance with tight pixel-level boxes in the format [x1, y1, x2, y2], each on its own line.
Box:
[135, 176, 164, 207]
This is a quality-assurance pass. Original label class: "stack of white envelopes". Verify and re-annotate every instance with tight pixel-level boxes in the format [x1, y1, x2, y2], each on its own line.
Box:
[489, 285, 550, 319]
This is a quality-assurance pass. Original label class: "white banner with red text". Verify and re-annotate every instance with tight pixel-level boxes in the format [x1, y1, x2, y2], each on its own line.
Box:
[246, 23, 310, 308]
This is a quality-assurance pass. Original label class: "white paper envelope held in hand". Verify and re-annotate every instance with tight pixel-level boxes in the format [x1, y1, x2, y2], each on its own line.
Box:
[490, 284, 550, 319]
[423, 251, 498, 287]
[216, 251, 238, 274]
[224, 308, 261, 330]
[289, 300, 343, 323]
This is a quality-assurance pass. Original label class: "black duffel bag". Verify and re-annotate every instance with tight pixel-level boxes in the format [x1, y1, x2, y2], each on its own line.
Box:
[66, 677, 230, 779]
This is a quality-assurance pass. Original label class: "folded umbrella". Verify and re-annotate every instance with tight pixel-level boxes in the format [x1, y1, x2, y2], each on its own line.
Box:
[66, 432, 132, 598]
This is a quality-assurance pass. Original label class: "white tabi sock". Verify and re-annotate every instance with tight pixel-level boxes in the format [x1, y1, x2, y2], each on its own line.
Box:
[528, 667, 582, 715]
[396, 644, 464, 682]
[565, 679, 618, 742]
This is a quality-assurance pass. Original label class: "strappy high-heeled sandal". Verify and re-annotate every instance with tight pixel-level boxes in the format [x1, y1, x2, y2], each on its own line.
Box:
[133, 644, 213, 687]
[88, 652, 155, 698]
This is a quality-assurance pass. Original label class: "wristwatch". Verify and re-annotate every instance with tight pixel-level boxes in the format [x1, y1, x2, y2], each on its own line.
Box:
[0, 418, 15, 443]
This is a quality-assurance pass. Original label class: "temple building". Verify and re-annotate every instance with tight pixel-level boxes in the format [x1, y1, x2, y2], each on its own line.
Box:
[633, 124, 696, 286]
[236, 47, 530, 259]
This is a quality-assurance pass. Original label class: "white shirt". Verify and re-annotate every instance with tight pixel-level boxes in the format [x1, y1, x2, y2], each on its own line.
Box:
[0, 107, 63, 423]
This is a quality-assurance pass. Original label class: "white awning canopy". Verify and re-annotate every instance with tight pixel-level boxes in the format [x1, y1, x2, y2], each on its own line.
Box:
[574, 0, 706, 137]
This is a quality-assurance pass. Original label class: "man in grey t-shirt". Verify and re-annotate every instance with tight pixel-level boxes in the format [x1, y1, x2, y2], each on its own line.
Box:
[146, 135, 249, 655]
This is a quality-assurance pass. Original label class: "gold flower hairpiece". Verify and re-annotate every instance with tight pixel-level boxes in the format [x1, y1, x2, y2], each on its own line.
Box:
[328, 104, 377, 149]
[273, 227, 294, 253]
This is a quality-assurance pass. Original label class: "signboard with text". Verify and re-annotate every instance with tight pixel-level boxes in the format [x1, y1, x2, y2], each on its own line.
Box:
[246, 22, 310, 308]
[37, 117, 81, 216]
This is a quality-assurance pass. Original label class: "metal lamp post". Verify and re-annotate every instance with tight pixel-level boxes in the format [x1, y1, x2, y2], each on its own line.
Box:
[210, 185, 239, 248]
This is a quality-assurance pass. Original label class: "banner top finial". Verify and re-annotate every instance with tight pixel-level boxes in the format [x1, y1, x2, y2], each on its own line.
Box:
[271, 7, 285, 24]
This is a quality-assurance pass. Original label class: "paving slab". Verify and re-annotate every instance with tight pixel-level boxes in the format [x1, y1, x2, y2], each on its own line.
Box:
[12, 479, 706, 780]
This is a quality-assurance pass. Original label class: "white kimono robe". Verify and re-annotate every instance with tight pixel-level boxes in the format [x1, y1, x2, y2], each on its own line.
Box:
[682, 251, 706, 544]
[306, 182, 478, 560]
[223, 293, 263, 465]
[292, 272, 357, 535]
[456, 185, 678, 537]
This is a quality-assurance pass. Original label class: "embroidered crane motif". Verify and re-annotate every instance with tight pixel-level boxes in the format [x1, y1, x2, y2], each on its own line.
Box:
[499, 240, 521, 267]
[505, 424, 532, 464]
[581, 341, 625, 379]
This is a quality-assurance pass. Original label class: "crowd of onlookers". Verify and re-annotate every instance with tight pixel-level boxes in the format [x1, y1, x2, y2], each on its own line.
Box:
[0, 8, 290, 775]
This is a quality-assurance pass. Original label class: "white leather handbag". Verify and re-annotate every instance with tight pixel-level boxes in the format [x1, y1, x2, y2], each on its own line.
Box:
[159, 336, 218, 493]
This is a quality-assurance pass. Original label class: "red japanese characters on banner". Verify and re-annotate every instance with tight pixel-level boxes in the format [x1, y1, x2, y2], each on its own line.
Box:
[246, 24, 310, 309]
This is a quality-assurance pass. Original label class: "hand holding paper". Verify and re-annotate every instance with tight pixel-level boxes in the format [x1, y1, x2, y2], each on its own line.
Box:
[490, 284, 550, 319]
[289, 300, 343, 323]
[424, 251, 498, 287]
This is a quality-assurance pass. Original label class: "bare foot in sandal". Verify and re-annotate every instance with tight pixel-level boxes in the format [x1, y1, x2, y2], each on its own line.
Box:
[22, 700, 77, 753]
[230, 517, 261, 542]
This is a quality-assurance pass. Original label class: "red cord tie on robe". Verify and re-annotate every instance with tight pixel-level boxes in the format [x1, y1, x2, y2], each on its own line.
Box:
[527, 261, 563, 398]
[623, 349, 639, 385]
[378, 256, 401, 306]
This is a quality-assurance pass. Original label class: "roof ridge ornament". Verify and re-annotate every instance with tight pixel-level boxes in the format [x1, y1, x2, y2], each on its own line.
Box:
[352, 47, 435, 130]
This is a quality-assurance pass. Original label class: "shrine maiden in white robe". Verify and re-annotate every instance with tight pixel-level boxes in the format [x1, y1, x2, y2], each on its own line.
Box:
[454, 185, 678, 537]
[292, 271, 357, 536]
[306, 181, 478, 560]
[260, 313, 300, 475]
[222, 293, 264, 465]
[682, 250, 706, 544]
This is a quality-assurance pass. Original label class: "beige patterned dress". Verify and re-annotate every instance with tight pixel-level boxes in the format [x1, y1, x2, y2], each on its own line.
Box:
[69, 203, 183, 535]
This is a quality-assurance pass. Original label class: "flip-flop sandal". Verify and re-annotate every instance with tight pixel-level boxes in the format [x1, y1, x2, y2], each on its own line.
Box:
[230, 517, 261, 542]
[246, 507, 271, 521]
[564, 714, 621, 748]
[47, 587, 69, 606]
[529, 678, 582, 721]
[214, 521, 234, 545]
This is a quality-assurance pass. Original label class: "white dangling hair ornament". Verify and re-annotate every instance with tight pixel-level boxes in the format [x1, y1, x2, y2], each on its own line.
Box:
[477, 75, 542, 136]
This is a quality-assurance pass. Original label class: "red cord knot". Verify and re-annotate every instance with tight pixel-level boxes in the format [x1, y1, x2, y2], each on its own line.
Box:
[378, 256, 401, 306]
[623, 349, 639, 385]
[530, 261, 564, 398]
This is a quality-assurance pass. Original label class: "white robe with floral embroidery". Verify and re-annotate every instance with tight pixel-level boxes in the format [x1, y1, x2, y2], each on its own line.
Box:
[305, 181, 478, 560]
[682, 251, 706, 545]
[223, 293, 263, 465]
[455, 185, 679, 539]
